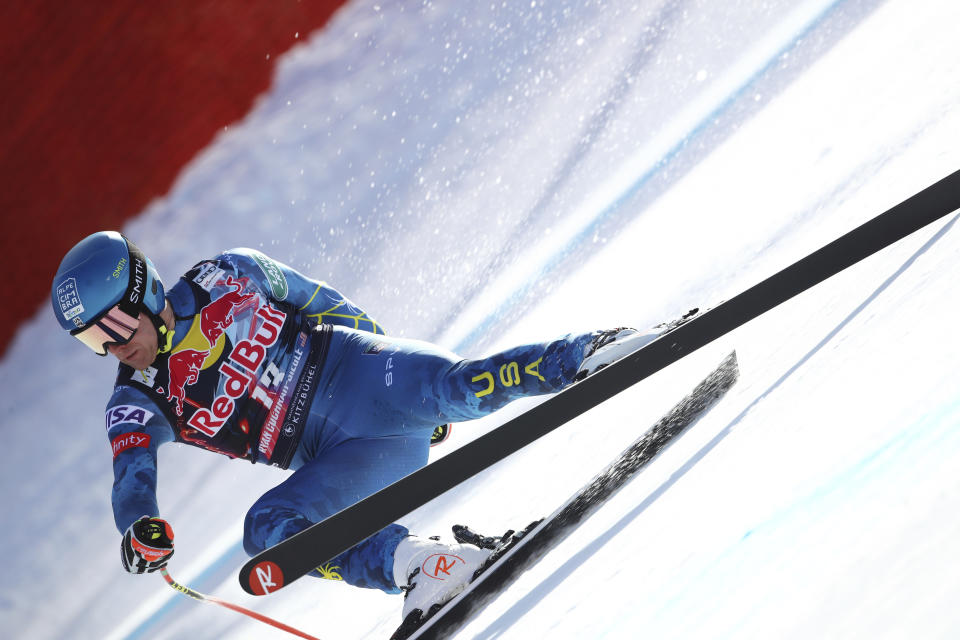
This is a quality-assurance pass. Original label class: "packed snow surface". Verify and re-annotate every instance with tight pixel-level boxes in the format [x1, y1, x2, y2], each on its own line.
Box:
[2, 1, 958, 638]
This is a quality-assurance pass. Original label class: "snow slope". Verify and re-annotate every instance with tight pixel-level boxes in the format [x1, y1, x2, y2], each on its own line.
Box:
[2, 0, 959, 638]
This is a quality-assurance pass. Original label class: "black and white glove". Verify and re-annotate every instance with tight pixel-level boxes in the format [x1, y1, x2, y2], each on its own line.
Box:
[121, 516, 175, 574]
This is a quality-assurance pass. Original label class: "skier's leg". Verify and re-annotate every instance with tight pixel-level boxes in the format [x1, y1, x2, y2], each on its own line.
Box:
[243, 431, 429, 593]
[322, 326, 661, 428]
[428, 334, 601, 420]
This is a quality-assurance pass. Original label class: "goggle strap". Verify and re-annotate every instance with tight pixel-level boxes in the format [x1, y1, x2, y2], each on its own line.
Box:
[127, 237, 177, 355]
[119, 237, 151, 318]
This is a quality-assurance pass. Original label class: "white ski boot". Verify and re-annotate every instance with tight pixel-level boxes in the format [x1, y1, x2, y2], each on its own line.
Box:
[576, 327, 658, 380]
[393, 535, 493, 621]
[576, 309, 700, 381]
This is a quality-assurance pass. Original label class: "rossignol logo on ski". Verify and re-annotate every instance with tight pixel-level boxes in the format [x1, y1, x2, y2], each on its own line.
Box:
[422, 553, 464, 580]
[250, 560, 284, 595]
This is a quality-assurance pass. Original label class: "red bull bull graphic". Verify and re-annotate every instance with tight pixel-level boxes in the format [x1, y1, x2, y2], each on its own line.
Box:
[167, 348, 208, 416]
[200, 276, 257, 347]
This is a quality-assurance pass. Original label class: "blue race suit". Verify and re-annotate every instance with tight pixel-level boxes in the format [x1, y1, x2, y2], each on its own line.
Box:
[105, 249, 602, 593]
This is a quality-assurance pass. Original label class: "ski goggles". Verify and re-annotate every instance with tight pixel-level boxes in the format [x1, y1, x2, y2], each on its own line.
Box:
[70, 302, 141, 355]
[69, 240, 149, 356]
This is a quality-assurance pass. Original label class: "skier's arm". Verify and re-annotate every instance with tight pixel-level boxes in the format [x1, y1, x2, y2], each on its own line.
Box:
[106, 391, 176, 533]
[225, 248, 386, 335]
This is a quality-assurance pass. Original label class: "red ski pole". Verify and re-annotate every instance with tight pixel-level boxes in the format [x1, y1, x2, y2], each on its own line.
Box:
[160, 567, 322, 640]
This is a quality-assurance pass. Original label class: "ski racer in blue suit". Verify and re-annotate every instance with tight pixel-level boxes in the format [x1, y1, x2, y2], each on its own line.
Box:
[52, 231, 664, 619]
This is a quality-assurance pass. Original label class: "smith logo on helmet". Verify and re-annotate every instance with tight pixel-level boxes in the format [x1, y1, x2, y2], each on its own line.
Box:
[129, 259, 145, 305]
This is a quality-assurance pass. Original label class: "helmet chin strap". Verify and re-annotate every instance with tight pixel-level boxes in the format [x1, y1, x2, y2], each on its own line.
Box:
[144, 306, 175, 355]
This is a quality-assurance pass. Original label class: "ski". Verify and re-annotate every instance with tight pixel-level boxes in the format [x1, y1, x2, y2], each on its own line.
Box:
[238, 313, 702, 597]
[241, 169, 960, 597]
[395, 350, 740, 639]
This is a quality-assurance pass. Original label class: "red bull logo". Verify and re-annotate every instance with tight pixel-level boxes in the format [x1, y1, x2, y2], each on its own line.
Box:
[165, 277, 286, 431]
[200, 276, 256, 347]
[187, 304, 286, 437]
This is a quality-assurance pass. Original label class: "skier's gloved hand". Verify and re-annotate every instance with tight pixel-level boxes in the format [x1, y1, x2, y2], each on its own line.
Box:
[121, 516, 175, 574]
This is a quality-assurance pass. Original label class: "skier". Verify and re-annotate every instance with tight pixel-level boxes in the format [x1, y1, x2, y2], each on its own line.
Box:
[51, 231, 665, 623]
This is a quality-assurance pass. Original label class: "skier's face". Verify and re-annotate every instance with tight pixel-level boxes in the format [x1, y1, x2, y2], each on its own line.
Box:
[106, 313, 158, 370]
